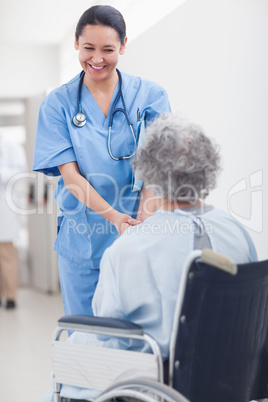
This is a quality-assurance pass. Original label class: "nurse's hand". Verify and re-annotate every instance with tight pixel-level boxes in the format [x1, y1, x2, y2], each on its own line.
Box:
[110, 211, 141, 235]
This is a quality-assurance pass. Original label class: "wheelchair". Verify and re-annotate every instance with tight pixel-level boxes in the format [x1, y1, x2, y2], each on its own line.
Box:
[51, 249, 268, 402]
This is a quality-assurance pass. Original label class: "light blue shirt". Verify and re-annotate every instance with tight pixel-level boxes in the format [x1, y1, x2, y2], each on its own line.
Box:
[33, 71, 171, 268]
[91, 207, 257, 357]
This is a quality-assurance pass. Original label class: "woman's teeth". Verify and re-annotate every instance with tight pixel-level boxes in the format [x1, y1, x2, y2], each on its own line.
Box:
[91, 65, 104, 70]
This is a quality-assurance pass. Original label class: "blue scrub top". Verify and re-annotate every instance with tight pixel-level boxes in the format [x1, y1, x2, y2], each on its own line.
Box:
[33, 70, 171, 268]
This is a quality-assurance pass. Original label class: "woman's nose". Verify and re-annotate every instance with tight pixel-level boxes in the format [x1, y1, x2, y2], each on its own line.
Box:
[92, 52, 104, 64]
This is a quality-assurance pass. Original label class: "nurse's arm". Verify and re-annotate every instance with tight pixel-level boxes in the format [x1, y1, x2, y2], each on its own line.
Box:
[136, 186, 157, 222]
[58, 161, 139, 235]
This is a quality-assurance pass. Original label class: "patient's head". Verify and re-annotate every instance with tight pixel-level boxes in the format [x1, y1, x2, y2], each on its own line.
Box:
[133, 113, 221, 204]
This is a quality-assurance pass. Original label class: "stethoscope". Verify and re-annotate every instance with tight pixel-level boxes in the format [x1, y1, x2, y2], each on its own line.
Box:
[73, 69, 136, 161]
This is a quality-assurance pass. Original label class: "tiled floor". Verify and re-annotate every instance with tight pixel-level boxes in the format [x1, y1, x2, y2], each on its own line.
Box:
[0, 287, 64, 402]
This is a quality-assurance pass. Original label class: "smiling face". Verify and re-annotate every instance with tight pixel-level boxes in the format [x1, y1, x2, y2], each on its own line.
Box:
[74, 24, 127, 84]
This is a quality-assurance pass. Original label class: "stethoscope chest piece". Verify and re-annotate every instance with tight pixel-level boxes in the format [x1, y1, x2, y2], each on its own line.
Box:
[73, 112, 86, 127]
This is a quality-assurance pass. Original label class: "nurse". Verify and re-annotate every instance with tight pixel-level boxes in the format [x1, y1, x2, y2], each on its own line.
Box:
[33, 5, 171, 316]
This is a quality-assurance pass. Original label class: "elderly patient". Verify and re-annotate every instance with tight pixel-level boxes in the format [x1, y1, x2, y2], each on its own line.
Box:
[46, 113, 257, 401]
[91, 112, 257, 350]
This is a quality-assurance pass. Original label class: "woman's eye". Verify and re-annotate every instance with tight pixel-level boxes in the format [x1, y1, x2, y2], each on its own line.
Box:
[104, 49, 113, 53]
[85, 47, 94, 51]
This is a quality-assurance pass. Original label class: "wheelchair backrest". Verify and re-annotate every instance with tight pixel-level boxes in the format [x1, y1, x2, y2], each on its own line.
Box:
[171, 257, 268, 402]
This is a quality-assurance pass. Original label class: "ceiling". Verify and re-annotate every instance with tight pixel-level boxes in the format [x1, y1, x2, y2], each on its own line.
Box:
[0, 0, 134, 45]
[0, 0, 185, 46]
[0, 0, 184, 99]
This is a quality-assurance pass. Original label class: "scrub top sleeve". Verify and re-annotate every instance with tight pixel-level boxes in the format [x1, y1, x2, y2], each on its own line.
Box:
[144, 88, 171, 125]
[33, 100, 76, 176]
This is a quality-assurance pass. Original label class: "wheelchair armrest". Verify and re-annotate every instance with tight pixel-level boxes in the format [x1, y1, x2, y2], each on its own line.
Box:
[52, 316, 164, 390]
[57, 315, 144, 336]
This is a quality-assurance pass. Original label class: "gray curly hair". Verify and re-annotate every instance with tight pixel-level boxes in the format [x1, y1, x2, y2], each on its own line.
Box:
[133, 113, 221, 203]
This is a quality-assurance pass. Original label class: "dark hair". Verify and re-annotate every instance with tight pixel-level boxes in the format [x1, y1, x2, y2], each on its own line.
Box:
[76, 5, 126, 45]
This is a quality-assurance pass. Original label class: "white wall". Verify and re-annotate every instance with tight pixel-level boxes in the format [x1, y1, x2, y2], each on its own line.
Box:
[0, 44, 60, 98]
[118, 0, 268, 259]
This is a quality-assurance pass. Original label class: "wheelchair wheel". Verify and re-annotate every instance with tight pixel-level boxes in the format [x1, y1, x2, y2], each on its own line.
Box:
[95, 377, 189, 402]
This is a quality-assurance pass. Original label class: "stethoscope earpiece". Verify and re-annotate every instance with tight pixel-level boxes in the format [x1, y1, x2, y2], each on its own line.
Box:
[73, 112, 86, 127]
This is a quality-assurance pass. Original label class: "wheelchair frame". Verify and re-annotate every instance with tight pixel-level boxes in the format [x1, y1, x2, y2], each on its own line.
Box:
[51, 249, 268, 402]
[52, 315, 164, 401]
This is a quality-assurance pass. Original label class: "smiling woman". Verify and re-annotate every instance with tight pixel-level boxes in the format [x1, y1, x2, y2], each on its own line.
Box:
[74, 24, 127, 116]
[74, 6, 128, 95]
[33, 4, 171, 319]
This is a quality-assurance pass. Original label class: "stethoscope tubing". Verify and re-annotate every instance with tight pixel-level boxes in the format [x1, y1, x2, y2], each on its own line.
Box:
[108, 124, 136, 160]
[73, 69, 136, 160]
[77, 70, 85, 115]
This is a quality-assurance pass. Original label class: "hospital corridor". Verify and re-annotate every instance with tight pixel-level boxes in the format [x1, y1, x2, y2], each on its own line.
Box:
[0, 0, 268, 402]
[0, 288, 64, 402]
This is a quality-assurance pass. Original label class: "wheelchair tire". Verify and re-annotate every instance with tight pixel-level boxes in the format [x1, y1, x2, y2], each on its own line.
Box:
[95, 377, 189, 402]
